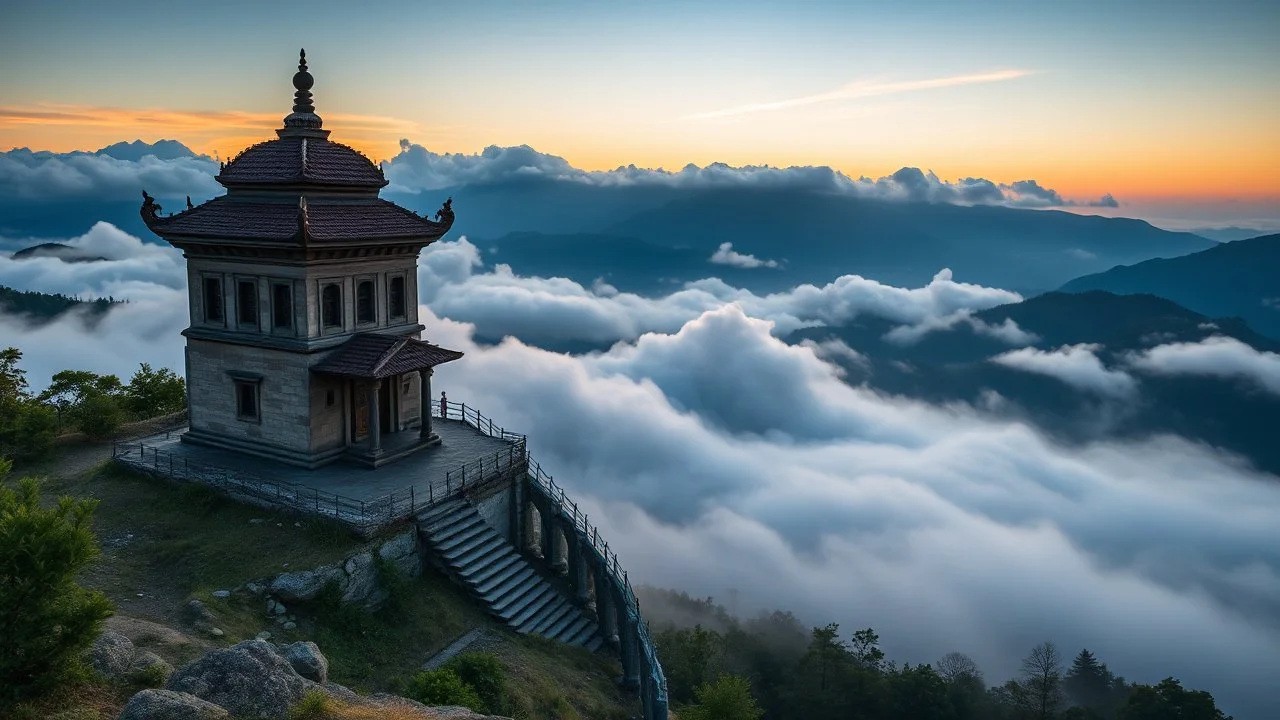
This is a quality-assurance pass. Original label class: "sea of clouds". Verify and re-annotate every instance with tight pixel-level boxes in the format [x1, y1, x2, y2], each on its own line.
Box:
[3, 224, 1280, 719]
[0, 141, 1119, 210]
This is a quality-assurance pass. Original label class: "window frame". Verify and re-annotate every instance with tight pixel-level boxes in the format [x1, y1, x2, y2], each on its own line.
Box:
[388, 274, 407, 321]
[229, 373, 262, 423]
[321, 282, 343, 331]
[355, 276, 377, 326]
[271, 281, 294, 334]
[202, 275, 225, 326]
[236, 277, 259, 329]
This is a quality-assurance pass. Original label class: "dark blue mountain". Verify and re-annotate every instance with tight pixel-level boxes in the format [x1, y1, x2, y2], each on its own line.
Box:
[95, 139, 200, 162]
[1060, 233, 1280, 339]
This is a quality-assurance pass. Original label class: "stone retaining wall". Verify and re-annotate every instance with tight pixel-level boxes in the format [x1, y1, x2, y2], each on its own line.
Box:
[260, 529, 421, 611]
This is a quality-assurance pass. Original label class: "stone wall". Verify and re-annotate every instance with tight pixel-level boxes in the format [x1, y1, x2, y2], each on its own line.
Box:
[186, 339, 314, 456]
[471, 482, 514, 542]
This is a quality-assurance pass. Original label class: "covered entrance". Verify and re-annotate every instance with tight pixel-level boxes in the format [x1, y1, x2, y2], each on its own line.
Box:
[313, 333, 464, 467]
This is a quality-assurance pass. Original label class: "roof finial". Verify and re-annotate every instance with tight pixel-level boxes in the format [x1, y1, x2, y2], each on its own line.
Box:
[279, 48, 329, 138]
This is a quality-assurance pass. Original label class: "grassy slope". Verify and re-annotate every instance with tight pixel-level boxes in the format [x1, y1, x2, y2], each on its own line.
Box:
[24, 456, 637, 720]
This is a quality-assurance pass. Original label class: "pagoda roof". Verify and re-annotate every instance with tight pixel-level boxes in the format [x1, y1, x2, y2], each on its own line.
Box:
[313, 333, 465, 379]
[143, 195, 451, 244]
[216, 136, 387, 189]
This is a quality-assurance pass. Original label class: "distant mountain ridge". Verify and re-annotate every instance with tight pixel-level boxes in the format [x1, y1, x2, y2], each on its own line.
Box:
[94, 139, 199, 162]
[1060, 232, 1280, 339]
[784, 290, 1280, 477]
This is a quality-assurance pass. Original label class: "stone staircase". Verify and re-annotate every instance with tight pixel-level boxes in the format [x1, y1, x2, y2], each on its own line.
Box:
[417, 498, 604, 652]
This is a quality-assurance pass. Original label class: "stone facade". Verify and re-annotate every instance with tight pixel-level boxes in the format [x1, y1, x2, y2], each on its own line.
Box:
[179, 255, 429, 467]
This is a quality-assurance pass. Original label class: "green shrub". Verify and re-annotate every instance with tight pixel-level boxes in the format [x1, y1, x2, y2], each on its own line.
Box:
[403, 668, 484, 711]
[0, 460, 115, 704]
[76, 393, 123, 440]
[443, 652, 507, 713]
[287, 690, 330, 720]
[129, 662, 171, 688]
[122, 363, 186, 417]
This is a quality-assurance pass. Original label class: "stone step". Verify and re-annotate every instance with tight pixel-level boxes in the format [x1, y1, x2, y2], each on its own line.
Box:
[466, 553, 524, 591]
[418, 497, 608, 657]
[416, 498, 465, 523]
[430, 516, 486, 546]
[510, 589, 565, 630]
[529, 600, 578, 637]
[450, 535, 510, 569]
[549, 611, 590, 644]
[434, 521, 492, 555]
[503, 583, 559, 624]
[483, 568, 540, 609]
[561, 618, 598, 646]
[488, 571, 543, 611]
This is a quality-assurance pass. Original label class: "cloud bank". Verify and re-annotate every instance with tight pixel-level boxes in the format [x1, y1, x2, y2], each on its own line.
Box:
[708, 242, 781, 269]
[1128, 337, 1280, 397]
[383, 142, 1120, 209]
[0, 138, 1119, 211]
[993, 344, 1139, 398]
[4, 224, 1278, 719]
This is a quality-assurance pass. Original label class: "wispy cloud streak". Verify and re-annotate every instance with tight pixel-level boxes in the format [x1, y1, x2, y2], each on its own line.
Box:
[682, 69, 1034, 121]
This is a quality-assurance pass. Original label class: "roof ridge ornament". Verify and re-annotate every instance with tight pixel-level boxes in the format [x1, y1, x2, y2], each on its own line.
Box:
[297, 195, 311, 245]
[279, 48, 331, 139]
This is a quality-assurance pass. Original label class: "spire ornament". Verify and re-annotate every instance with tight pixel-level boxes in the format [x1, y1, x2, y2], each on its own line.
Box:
[278, 48, 330, 139]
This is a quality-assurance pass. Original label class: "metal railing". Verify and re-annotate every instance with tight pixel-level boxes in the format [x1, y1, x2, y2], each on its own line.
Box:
[110, 400, 527, 534]
[525, 457, 669, 717]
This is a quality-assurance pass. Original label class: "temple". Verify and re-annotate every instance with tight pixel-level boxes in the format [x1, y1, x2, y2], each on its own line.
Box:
[141, 50, 462, 468]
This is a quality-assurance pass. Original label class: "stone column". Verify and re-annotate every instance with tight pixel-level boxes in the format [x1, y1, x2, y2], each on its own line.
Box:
[621, 616, 640, 689]
[369, 379, 382, 454]
[596, 579, 619, 644]
[418, 368, 433, 439]
[548, 518, 567, 575]
[572, 542, 592, 606]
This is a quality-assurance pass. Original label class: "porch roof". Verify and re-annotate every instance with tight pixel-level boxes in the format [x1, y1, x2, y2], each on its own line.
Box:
[312, 332, 464, 379]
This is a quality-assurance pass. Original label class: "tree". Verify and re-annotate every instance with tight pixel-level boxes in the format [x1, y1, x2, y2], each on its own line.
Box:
[1118, 678, 1233, 720]
[1065, 649, 1116, 715]
[39, 369, 124, 438]
[680, 674, 764, 720]
[1020, 641, 1065, 720]
[656, 624, 724, 704]
[886, 663, 954, 720]
[938, 652, 987, 720]
[0, 459, 114, 702]
[0, 348, 56, 461]
[123, 363, 186, 416]
[850, 628, 887, 672]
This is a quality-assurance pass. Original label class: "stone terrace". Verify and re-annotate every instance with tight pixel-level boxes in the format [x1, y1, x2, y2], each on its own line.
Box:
[114, 417, 518, 535]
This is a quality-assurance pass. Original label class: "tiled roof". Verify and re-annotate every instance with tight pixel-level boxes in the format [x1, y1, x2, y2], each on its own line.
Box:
[313, 333, 465, 379]
[217, 137, 386, 187]
[147, 196, 449, 243]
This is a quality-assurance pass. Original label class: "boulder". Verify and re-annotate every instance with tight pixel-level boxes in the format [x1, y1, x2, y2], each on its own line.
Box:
[118, 689, 229, 720]
[129, 650, 174, 682]
[166, 639, 313, 719]
[340, 551, 386, 607]
[269, 565, 343, 602]
[281, 641, 328, 683]
[88, 630, 136, 680]
[379, 532, 423, 580]
[184, 599, 216, 624]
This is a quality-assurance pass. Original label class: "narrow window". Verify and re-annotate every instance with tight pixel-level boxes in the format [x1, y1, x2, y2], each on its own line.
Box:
[356, 280, 375, 324]
[203, 277, 224, 323]
[326, 389, 335, 407]
[272, 282, 293, 330]
[234, 381, 259, 420]
[322, 284, 342, 328]
[389, 276, 406, 319]
[237, 280, 258, 327]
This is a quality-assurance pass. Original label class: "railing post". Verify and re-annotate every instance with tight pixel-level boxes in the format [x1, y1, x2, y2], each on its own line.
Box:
[410, 485, 415, 513]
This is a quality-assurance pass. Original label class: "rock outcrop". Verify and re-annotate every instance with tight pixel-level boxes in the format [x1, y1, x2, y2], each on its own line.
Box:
[165, 640, 312, 719]
[261, 529, 420, 611]
[281, 640, 328, 683]
[87, 630, 174, 684]
[122, 637, 511, 720]
[118, 689, 229, 720]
